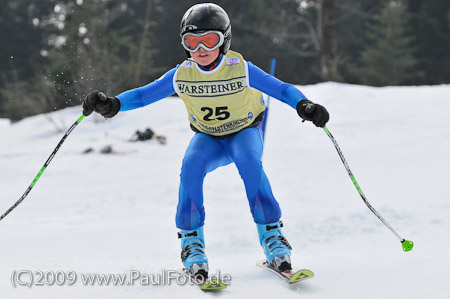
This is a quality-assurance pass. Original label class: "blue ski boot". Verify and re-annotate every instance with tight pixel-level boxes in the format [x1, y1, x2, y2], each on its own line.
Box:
[178, 226, 208, 279]
[257, 220, 292, 272]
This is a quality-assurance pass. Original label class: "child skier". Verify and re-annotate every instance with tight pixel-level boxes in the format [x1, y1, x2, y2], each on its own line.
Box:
[82, 3, 329, 279]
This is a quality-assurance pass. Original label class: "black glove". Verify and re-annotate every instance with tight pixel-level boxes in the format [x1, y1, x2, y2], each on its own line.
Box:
[82, 91, 121, 118]
[296, 100, 329, 128]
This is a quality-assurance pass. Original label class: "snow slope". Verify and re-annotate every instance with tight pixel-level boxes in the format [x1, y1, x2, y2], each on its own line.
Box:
[1, 82, 449, 299]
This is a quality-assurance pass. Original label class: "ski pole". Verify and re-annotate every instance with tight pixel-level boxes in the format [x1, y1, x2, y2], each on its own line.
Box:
[0, 92, 105, 222]
[305, 104, 413, 252]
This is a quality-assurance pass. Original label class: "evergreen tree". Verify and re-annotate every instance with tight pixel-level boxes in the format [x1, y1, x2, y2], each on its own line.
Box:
[40, 0, 162, 116]
[0, 0, 67, 119]
[2, 0, 450, 121]
[406, 0, 450, 84]
[358, 1, 417, 86]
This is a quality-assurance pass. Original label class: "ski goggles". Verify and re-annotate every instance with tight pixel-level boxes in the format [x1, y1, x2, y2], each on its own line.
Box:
[181, 30, 224, 52]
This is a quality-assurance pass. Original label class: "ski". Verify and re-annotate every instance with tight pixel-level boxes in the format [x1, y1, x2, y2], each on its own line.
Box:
[256, 260, 314, 284]
[175, 268, 227, 291]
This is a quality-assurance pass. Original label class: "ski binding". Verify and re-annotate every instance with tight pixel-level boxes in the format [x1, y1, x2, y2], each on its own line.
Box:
[175, 268, 227, 291]
[256, 260, 314, 284]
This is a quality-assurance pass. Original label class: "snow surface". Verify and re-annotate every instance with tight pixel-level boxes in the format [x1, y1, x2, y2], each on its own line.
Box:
[1, 82, 450, 299]
[0, 118, 10, 128]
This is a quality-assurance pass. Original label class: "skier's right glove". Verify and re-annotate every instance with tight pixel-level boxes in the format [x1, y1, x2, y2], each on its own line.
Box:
[296, 100, 329, 128]
[82, 91, 121, 118]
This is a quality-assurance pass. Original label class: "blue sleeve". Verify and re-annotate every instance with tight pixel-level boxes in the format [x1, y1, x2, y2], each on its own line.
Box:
[247, 62, 308, 109]
[116, 67, 177, 111]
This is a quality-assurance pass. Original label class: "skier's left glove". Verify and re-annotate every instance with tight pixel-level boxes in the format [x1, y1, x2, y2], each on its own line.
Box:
[296, 100, 329, 128]
[82, 91, 121, 118]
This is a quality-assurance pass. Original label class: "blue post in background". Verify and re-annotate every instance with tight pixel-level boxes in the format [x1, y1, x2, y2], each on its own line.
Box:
[260, 58, 276, 142]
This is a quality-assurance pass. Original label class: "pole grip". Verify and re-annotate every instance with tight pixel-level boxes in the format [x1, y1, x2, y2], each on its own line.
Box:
[301, 103, 316, 123]
[97, 92, 107, 102]
[305, 103, 315, 114]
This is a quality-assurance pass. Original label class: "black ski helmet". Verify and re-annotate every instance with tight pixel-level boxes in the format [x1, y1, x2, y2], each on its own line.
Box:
[180, 3, 231, 57]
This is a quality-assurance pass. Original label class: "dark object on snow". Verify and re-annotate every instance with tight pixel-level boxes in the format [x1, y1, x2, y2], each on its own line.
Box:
[100, 145, 113, 154]
[131, 128, 155, 141]
[156, 135, 167, 145]
[130, 128, 167, 145]
[129, 128, 167, 145]
[83, 147, 94, 154]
